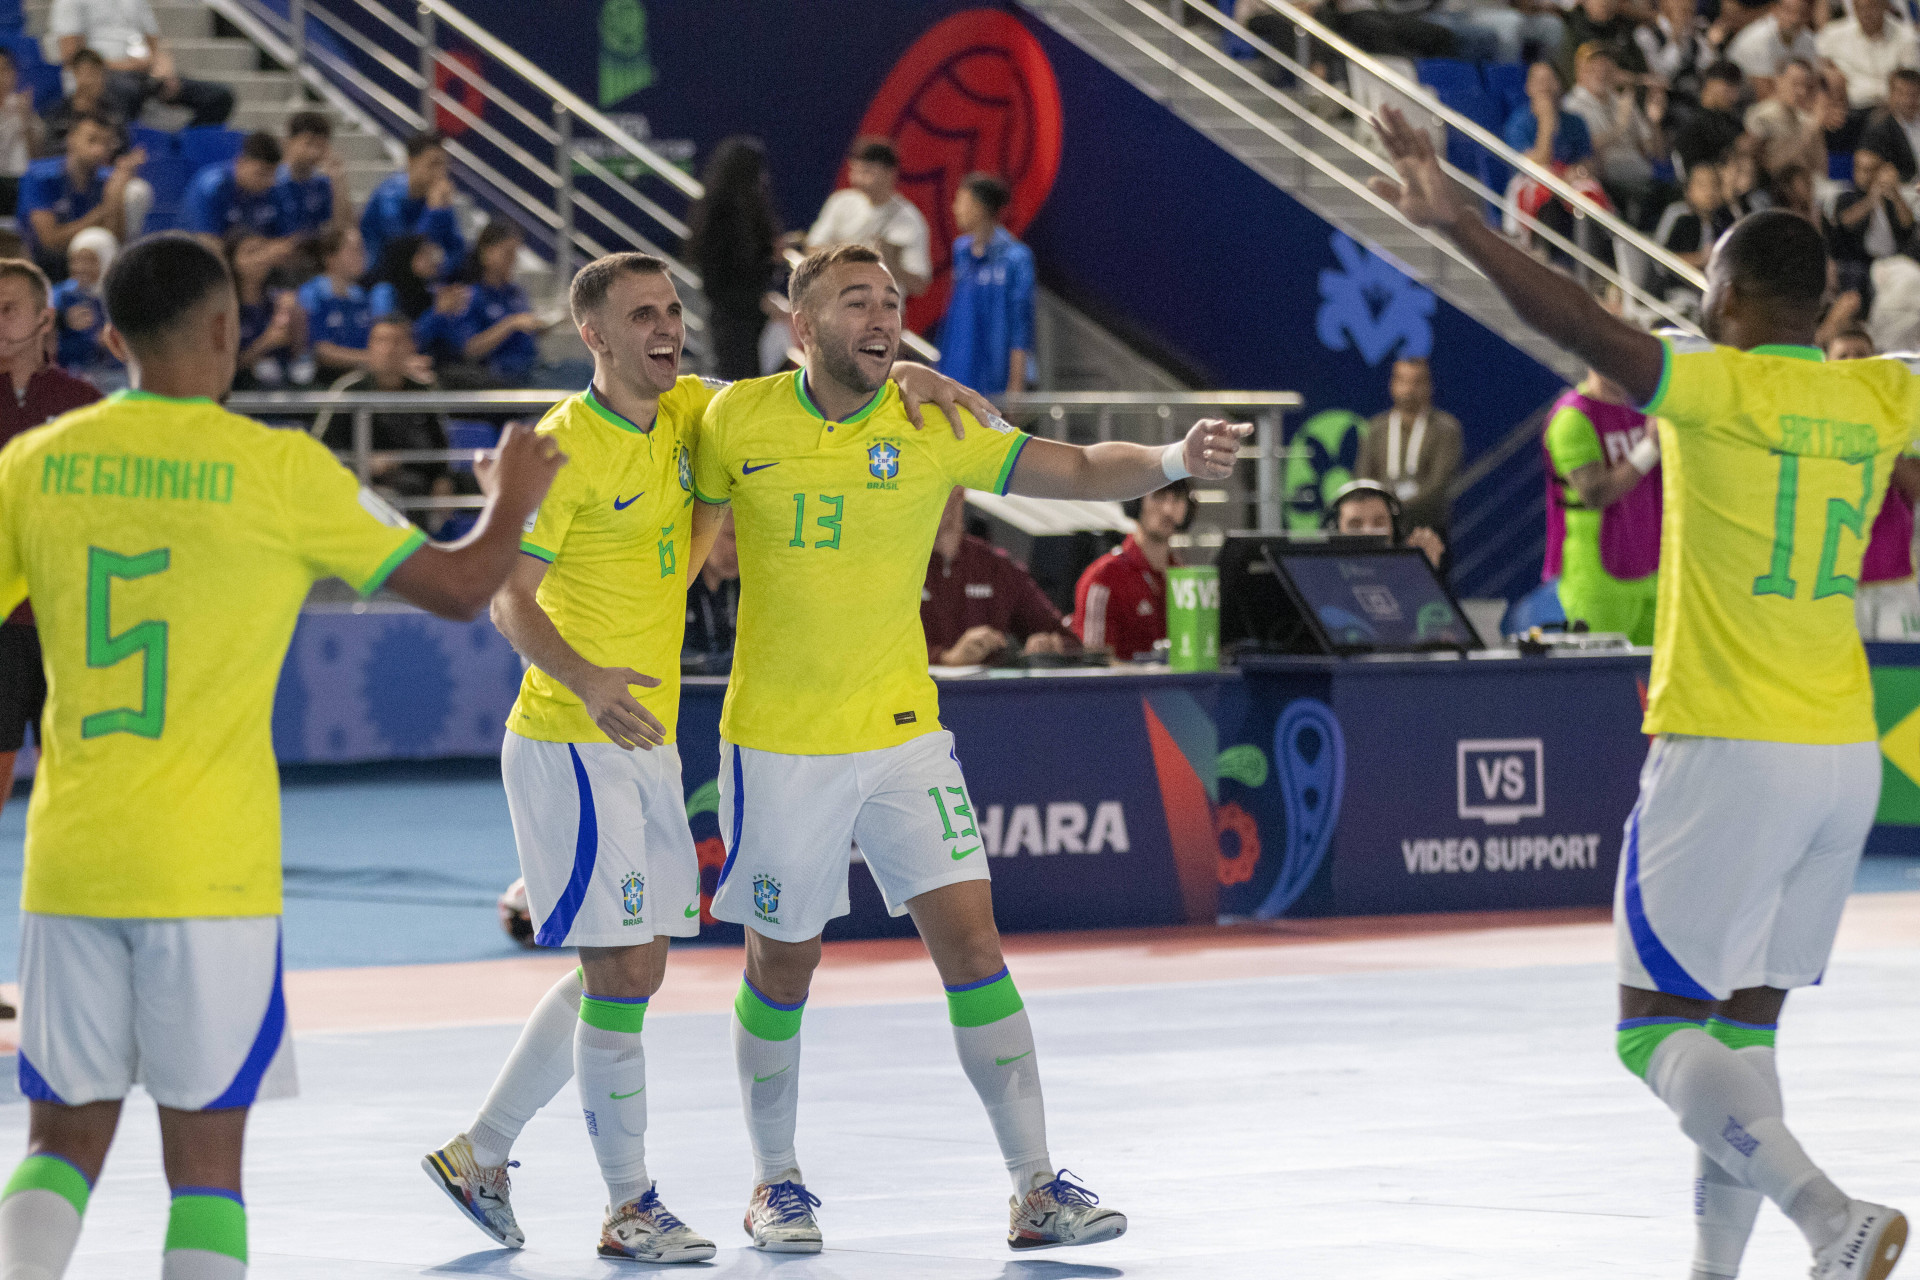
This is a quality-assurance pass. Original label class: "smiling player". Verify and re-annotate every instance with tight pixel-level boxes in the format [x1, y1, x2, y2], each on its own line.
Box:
[692, 242, 1249, 1253]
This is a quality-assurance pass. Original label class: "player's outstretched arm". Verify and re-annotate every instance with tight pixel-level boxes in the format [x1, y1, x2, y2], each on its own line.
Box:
[383, 422, 565, 623]
[1006, 418, 1250, 500]
[1368, 107, 1666, 407]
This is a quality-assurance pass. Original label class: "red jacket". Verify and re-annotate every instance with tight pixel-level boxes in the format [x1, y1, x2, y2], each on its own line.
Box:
[1072, 534, 1173, 662]
[921, 534, 1074, 660]
[0, 365, 101, 625]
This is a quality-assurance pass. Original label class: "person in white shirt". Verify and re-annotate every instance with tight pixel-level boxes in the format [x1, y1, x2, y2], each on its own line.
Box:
[804, 136, 931, 296]
[1726, 0, 1819, 97]
[48, 0, 234, 127]
[1745, 56, 1829, 174]
[1561, 43, 1669, 222]
[1815, 0, 1920, 108]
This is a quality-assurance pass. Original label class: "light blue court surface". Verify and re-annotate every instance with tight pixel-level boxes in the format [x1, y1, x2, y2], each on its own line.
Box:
[11, 955, 1920, 1279]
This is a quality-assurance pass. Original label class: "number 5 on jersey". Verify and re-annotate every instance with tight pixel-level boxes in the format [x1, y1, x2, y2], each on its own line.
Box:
[84, 546, 169, 739]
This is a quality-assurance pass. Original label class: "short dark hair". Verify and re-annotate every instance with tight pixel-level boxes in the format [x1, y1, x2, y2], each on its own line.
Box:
[312, 222, 355, 263]
[239, 131, 282, 166]
[1121, 478, 1194, 528]
[1893, 67, 1920, 89]
[960, 172, 1011, 219]
[789, 242, 884, 314]
[287, 110, 332, 140]
[68, 111, 116, 138]
[369, 315, 413, 338]
[1703, 60, 1744, 85]
[104, 234, 233, 351]
[568, 251, 670, 323]
[404, 129, 445, 159]
[0, 258, 50, 308]
[1718, 209, 1829, 314]
[848, 136, 898, 169]
[68, 47, 104, 70]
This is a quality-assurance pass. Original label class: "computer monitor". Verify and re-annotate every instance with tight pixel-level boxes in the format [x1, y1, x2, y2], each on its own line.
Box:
[1220, 535, 1482, 655]
[1219, 532, 1387, 654]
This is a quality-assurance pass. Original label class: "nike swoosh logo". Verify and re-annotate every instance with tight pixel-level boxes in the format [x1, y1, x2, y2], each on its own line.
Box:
[743, 460, 780, 474]
[995, 1051, 1034, 1066]
[613, 493, 643, 510]
[950, 845, 979, 861]
[752, 1067, 790, 1083]
[610, 1087, 645, 1099]
[684, 903, 699, 918]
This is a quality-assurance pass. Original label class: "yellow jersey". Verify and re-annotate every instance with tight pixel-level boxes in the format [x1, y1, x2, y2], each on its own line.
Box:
[508, 378, 719, 744]
[1643, 334, 1920, 743]
[692, 369, 1028, 754]
[0, 390, 426, 918]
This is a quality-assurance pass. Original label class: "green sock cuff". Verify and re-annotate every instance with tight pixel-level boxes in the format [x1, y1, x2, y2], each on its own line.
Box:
[1616, 1017, 1704, 1079]
[1707, 1017, 1778, 1051]
[3, 1155, 90, 1216]
[945, 969, 1025, 1028]
[734, 977, 805, 1041]
[165, 1191, 247, 1262]
[579, 994, 649, 1034]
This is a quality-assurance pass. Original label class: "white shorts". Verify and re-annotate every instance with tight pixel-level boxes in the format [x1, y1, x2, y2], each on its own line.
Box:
[501, 732, 702, 948]
[19, 914, 296, 1111]
[1856, 577, 1920, 640]
[1615, 735, 1880, 1001]
[711, 730, 991, 943]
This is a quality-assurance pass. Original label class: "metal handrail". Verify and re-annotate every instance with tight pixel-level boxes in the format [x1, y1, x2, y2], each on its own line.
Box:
[1239, 0, 1707, 293]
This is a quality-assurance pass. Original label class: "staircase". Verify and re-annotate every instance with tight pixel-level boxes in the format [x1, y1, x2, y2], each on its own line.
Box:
[1019, 0, 1595, 383]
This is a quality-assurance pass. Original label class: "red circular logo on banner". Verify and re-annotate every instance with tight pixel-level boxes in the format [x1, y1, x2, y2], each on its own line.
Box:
[851, 9, 1064, 336]
[434, 49, 487, 138]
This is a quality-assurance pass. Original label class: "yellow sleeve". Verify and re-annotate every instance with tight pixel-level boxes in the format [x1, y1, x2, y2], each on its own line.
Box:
[0, 449, 25, 618]
[691, 386, 737, 505]
[942, 409, 1032, 495]
[520, 423, 583, 564]
[1640, 334, 1735, 432]
[284, 432, 427, 595]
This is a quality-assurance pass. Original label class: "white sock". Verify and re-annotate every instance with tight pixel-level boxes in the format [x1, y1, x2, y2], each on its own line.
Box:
[732, 977, 805, 1186]
[160, 1252, 245, 1280]
[470, 967, 584, 1167]
[0, 1173, 85, 1280]
[946, 969, 1052, 1193]
[1647, 1028, 1849, 1252]
[576, 993, 652, 1209]
[1691, 1046, 1778, 1279]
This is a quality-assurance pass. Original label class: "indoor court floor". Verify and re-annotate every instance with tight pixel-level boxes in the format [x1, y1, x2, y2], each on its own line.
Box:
[0, 769, 1913, 1279]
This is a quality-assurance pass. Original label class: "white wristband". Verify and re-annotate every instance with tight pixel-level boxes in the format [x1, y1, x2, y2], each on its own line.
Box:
[1627, 434, 1661, 475]
[1161, 440, 1192, 483]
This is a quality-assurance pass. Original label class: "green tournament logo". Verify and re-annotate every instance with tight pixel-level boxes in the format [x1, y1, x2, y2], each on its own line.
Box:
[599, 0, 654, 108]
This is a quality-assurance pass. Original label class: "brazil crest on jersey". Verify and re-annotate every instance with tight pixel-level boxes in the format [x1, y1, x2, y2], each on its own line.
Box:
[692, 370, 1028, 755]
[509, 376, 721, 744]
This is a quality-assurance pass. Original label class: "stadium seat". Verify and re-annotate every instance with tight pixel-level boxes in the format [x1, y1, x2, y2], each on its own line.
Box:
[8, 36, 59, 116]
[444, 419, 498, 472]
[177, 126, 244, 176]
[1483, 62, 1528, 117]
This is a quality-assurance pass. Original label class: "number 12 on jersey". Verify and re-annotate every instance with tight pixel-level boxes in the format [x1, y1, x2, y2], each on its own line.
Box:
[1752, 451, 1875, 602]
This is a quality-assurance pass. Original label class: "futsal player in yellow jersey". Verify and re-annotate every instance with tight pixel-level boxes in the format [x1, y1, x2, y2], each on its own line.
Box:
[418, 252, 997, 1262]
[0, 235, 564, 1280]
[1373, 109, 1908, 1280]
[691, 243, 1249, 1254]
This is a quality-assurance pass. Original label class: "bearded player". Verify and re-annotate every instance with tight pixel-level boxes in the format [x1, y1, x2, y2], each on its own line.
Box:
[1374, 107, 1907, 1280]
[691, 243, 1249, 1253]
[420, 250, 996, 1261]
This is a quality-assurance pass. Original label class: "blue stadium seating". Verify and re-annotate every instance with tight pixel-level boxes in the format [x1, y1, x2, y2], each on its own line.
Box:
[128, 127, 190, 230]
[1482, 62, 1529, 118]
[177, 126, 244, 176]
[8, 36, 60, 116]
[443, 419, 498, 470]
[1415, 59, 1505, 196]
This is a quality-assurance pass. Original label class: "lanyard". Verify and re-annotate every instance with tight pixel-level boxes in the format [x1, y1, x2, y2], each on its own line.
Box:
[1387, 409, 1427, 482]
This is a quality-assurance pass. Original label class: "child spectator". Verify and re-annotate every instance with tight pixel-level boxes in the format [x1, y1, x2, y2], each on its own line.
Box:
[297, 224, 376, 376]
[360, 129, 464, 273]
[277, 110, 349, 236]
[368, 232, 443, 322]
[455, 218, 541, 385]
[49, 224, 110, 373]
[183, 131, 294, 243]
[1654, 162, 1733, 304]
[228, 229, 311, 390]
[937, 172, 1035, 397]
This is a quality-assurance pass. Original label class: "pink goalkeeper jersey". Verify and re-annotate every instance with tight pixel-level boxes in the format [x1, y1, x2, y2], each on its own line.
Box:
[1862, 481, 1915, 585]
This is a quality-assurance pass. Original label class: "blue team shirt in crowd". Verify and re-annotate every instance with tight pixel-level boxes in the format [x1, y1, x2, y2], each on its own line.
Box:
[1502, 105, 1594, 166]
[183, 162, 292, 238]
[275, 164, 333, 234]
[936, 226, 1035, 394]
[457, 281, 536, 381]
[49, 279, 104, 369]
[359, 172, 465, 273]
[297, 275, 375, 350]
[19, 158, 107, 254]
[411, 307, 464, 367]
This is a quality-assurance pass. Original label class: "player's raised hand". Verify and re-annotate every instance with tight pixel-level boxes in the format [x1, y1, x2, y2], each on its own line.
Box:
[893, 361, 998, 439]
[575, 664, 666, 751]
[477, 421, 566, 518]
[1181, 418, 1252, 480]
[1367, 106, 1470, 232]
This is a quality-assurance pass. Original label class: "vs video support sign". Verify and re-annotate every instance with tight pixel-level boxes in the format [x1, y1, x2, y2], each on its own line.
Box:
[1457, 739, 1544, 824]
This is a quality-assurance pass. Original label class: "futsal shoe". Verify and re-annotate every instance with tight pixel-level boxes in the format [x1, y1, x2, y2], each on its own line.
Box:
[744, 1172, 823, 1253]
[1008, 1170, 1128, 1251]
[1813, 1201, 1908, 1280]
[598, 1185, 716, 1263]
[422, 1133, 524, 1248]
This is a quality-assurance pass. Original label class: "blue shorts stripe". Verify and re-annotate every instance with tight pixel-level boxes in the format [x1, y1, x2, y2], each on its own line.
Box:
[535, 744, 600, 948]
[17, 1051, 64, 1104]
[1623, 805, 1716, 1001]
[717, 743, 744, 889]
[205, 926, 286, 1111]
